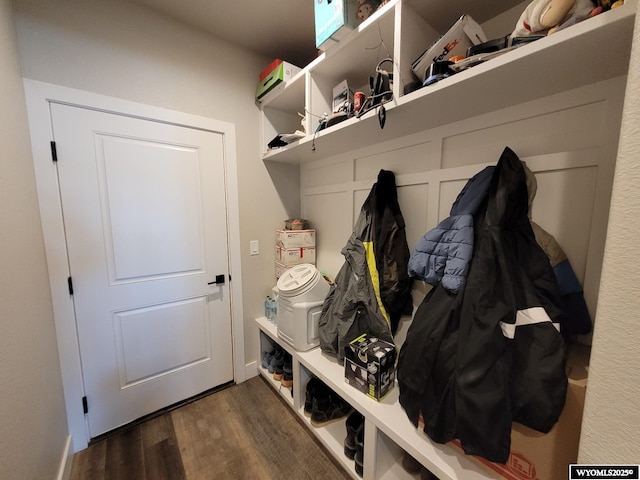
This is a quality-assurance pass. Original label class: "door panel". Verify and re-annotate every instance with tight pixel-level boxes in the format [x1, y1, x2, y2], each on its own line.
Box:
[51, 103, 233, 437]
[113, 296, 210, 387]
[99, 135, 206, 281]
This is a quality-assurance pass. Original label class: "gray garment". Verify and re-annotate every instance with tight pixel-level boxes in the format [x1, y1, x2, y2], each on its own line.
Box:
[318, 209, 394, 364]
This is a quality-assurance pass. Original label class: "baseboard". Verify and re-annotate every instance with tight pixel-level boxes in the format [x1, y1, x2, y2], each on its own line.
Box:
[56, 435, 73, 480]
[244, 360, 258, 381]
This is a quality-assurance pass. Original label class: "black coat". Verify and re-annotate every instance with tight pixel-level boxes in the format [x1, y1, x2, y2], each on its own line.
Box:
[319, 169, 412, 363]
[397, 148, 567, 463]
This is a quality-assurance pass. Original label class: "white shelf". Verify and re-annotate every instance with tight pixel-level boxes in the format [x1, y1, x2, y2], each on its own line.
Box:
[256, 316, 499, 480]
[261, 0, 637, 164]
[256, 0, 636, 477]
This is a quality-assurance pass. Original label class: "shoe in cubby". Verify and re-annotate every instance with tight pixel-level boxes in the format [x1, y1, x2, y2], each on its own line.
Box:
[271, 349, 286, 382]
[401, 450, 422, 474]
[261, 336, 277, 369]
[310, 390, 352, 428]
[281, 352, 293, 388]
[354, 423, 364, 477]
[269, 346, 285, 375]
[261, 350, 274, 370]
[304, 377, 329, 417]
[343, 411, 364, 460]
[421, 466, 439, 480]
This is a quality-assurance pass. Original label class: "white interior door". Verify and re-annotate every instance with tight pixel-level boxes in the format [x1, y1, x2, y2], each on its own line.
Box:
[50, 103, 233, 438]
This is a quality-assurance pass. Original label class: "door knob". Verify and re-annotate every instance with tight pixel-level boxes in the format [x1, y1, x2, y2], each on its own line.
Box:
[208, 274, 225, 285]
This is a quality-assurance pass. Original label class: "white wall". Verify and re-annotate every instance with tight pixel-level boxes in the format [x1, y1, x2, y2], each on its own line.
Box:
[0, 0, 69, 477]
[13, 0, 299, 376]
[578, 6, 640, 463]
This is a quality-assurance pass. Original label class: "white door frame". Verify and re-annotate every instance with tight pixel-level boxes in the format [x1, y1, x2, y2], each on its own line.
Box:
[23, 79, 245, 452]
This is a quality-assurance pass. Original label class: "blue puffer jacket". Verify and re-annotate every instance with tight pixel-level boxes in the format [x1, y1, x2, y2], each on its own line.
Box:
[408, 166, 494, 294]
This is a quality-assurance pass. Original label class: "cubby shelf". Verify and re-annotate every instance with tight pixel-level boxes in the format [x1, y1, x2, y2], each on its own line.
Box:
[256, 316, 499, 480]
[260, 0, 636, 164]
[256, 0, 637, 477]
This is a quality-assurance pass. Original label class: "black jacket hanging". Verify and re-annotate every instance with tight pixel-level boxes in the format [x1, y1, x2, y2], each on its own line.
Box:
[398, 147, 567, 463]
[318, 169, 412, 363]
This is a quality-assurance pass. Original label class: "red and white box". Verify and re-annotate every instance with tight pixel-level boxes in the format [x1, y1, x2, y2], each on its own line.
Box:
[276, 246, 316, 266]
[276, 229, 316, 249]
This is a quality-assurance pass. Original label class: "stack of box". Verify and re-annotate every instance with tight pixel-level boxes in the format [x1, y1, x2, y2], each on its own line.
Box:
[275, 229, 316, 279]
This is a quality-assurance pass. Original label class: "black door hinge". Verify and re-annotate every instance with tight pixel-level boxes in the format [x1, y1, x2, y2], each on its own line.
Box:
[67, 276, 74, 295]
[82, 396, 88, 414]
[50, 141, 58, 163]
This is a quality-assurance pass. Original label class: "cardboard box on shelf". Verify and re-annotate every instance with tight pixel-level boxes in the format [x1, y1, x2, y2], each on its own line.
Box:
[333, 80, 353, 113]
[435, 344, 590, 480]
[276, 229, 316, 249]
[344, 333, 396, 401]
[314, 0, 382, 51]
[411, 14, 487, 82]
[275, 262, 291, 279]
[259, 58, 283, 81]
[256, 61, 301, 103]
[275, 246, 316, 266]
[315, 0, 356, 51]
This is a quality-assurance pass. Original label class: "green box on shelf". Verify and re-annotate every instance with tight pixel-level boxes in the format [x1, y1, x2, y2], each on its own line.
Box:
[344, 333, 396, 401]
[256, 61, 301, 103]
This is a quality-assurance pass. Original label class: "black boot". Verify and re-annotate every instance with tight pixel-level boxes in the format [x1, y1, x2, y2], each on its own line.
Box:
[310, 390, 352, 427]
[344, 411, 364, 459]
[354, 422, 365, 477]
[304, 377, 328, 417]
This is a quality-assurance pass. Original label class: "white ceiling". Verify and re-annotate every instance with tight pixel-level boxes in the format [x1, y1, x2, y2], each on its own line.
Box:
[125, 0, 525, 69]
[126, 0, 319, 68]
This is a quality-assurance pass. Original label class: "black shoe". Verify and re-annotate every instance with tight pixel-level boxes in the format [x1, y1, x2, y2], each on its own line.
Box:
[281, 353, 293, 388]
[271, 348, 285, 380]
[421, 467, 439, 480]
[310, 391, 352, 427]
[354, 424, 364, 477]
[402, 450, 422, 474]
[344, 411, 364, 459]
[304, 377, 328, 417]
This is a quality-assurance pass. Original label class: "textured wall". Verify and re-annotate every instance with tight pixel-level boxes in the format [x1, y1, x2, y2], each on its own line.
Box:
[578, 4, 640, 464]
[0, 0, 69, 478]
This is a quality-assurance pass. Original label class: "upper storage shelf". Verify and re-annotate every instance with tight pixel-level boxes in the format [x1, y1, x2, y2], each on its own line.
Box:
[260, 0, 637, 164]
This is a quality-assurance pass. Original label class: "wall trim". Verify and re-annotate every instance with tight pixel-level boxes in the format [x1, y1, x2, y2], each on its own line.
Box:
[22, 79, 245, 452]
[56, 435, 73, 480]
[245, 360, 259, 380]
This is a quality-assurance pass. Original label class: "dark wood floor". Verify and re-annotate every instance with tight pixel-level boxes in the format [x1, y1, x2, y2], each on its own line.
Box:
[70, 375, 351, 480]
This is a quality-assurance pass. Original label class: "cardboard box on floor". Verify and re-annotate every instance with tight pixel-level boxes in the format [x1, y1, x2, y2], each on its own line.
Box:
[453, 344, 590, 480]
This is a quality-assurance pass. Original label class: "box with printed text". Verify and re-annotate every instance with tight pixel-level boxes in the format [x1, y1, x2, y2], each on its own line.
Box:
[275, 246, 316, 266]
[418, 344, 590, 480]
[256, 61, 302, 103]
[314, 0, 382, 51]
[344, 333, 396, 401]
[276, 229, 316, 249]
[411, 14, 487, 82]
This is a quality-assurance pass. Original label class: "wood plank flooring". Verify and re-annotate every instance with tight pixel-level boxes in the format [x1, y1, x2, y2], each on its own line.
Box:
[70, 376, 351, 480]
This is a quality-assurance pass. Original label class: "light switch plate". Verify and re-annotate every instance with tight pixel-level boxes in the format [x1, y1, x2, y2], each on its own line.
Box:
[250, 240, 259, 255]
